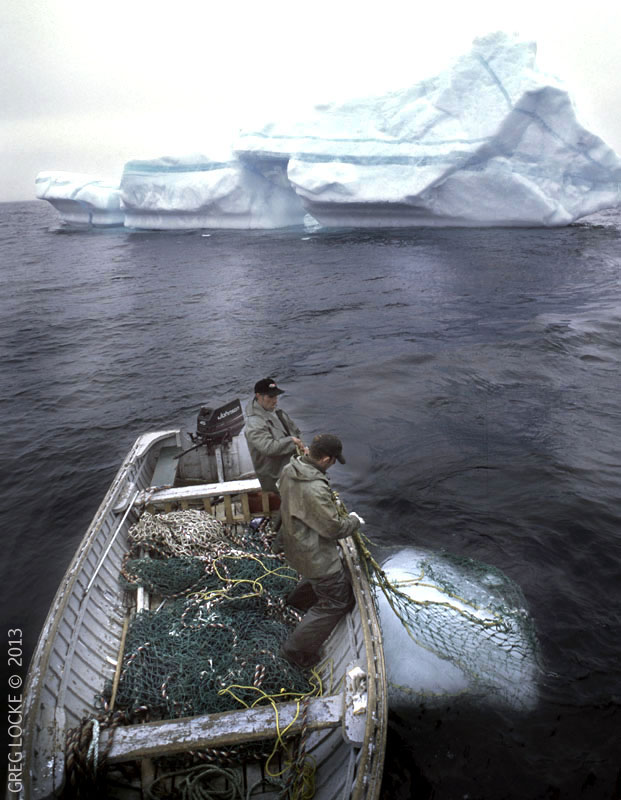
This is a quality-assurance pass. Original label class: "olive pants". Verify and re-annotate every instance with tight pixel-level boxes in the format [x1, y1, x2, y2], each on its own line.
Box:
[281, 567, 355, 668]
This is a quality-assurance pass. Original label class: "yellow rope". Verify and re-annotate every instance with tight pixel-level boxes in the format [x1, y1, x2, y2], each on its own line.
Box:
[217, 663, 323, 784]
[189, 552, 297, 603]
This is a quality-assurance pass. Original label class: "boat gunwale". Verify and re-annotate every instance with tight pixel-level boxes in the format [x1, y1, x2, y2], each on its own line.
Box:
[21, 430, 179, 797]
[342, 538, 388, 800]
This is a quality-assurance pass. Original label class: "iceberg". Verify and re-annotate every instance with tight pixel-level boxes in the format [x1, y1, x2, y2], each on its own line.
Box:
[378, 548, 542, 711]
[119, 154, 306, 229]
[35, 157, 306, 230]
[35, 172, 124, 227]
[236, 31, 621, 227]
[35, 32, 621, 229]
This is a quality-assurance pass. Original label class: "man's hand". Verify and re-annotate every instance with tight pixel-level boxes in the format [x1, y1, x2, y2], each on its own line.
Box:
[349, 511, 365, 526]
[292, 437, 309, 454]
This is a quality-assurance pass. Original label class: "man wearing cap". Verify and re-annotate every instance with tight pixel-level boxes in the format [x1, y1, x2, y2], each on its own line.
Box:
[244, 377, 306, 494]
[277, 433, 364, 669]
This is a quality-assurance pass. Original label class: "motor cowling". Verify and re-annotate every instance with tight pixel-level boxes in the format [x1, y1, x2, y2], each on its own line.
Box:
[195, 399, 245, 449]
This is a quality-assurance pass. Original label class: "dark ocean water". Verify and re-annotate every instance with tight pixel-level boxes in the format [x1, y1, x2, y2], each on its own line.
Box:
[2, 200, 621, 798]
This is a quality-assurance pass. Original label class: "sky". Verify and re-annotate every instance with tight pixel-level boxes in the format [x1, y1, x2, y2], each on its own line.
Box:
[2, 0, 621, 203]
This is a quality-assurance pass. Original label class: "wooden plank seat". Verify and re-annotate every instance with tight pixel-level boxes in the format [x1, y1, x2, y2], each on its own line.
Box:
[101, 695, 343, 763]
[140, 478, 262, 505]
[139, 478, 268, 521]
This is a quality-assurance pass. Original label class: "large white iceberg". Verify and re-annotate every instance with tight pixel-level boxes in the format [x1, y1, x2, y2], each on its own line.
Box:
[237, 31, 621, 227]
[36, 32, 621, 229]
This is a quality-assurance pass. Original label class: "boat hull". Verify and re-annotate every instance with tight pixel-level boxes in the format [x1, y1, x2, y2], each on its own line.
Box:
[17, 430, 387, 799]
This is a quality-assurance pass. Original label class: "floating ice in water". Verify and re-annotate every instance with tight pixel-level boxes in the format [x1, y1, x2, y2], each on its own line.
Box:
[35, 31, 621, 229]
[119, 154, 306, 230]
[35, 157, 306, 230]
[377, 547, 542, 711]
[237, 31, 621, 227]
[35, 172, 124, 227]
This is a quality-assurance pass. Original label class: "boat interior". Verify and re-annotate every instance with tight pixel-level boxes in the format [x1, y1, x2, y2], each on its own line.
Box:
[22, 429, 386, 800]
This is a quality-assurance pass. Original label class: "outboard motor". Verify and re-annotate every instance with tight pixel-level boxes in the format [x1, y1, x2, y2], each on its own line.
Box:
[194, 399, 245, 451]
[176, 399, 249, 483]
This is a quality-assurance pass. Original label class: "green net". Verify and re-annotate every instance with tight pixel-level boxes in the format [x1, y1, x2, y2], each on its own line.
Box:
[114, 594, 309, 718]
[121, 556, 208, 597]
[108, 511, 318, 722]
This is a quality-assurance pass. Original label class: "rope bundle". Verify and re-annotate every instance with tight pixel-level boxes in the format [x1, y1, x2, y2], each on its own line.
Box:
[128, 510, 230, 559]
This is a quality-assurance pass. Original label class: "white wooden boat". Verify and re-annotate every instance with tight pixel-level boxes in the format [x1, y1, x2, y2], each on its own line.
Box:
[18, 419, 387, 799]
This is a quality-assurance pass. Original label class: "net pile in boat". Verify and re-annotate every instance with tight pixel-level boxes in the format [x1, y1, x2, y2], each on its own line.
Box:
[109, 511, 314, 720]
[126, 509, 231, 559]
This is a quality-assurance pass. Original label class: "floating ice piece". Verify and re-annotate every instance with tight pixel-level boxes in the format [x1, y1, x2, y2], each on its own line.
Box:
[35, 172, 124, 227]
[377, 547, 542, 711]
[35, 32, 621, 230]
[119, 154, 306, 230]
[236, 31, 621, 227]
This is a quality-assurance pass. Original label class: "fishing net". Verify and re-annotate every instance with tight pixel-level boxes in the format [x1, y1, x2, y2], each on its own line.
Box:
[120, 556, 208, 597]
[109, 511, 318, 722]
[114, 594, 310, 718]
[127, 509, 230, 559]
[333, 491, 542, 709]
[69, 509, 332, 798]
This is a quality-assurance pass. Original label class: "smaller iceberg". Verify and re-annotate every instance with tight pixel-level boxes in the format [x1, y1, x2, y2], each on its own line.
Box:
[35, 172, 123, 227]
[377, 548, 542, 711]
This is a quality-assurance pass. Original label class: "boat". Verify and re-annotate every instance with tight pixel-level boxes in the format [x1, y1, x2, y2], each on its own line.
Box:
[17, 401, 388, 799]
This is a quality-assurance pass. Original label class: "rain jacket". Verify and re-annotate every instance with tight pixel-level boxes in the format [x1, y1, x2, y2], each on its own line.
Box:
[244, 398, 302, 492]
[277, 455, 359, 579]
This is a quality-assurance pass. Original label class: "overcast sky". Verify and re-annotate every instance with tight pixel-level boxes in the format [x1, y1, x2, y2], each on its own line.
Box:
[2, 0, 621, 203]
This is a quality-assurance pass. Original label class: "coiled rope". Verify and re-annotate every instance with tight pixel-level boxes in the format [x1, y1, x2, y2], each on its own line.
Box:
[64, 711, 128, 798]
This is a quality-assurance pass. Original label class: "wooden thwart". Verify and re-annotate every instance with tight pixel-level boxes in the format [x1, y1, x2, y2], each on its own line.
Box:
[141, 478, 271, 523]
[102, 695, 342, 763]
[140, 478, 262, 506]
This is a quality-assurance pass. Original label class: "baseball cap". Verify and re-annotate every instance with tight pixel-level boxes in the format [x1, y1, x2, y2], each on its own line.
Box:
[254, 377, 284, 396]
[311, 433, 346, 464]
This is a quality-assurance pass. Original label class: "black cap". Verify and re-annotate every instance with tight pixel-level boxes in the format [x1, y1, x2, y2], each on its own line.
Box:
[254, 377, 284, 397]
[311, 433, 346, 464]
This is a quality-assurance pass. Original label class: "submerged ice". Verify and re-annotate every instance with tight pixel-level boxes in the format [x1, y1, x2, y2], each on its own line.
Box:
[36, 31, 621, 229]
[377, 548, 542, 711]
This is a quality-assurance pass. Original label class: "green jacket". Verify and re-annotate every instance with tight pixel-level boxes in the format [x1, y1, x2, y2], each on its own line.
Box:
[244, 398, 302, 493]
[277, 455, 359, 579]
